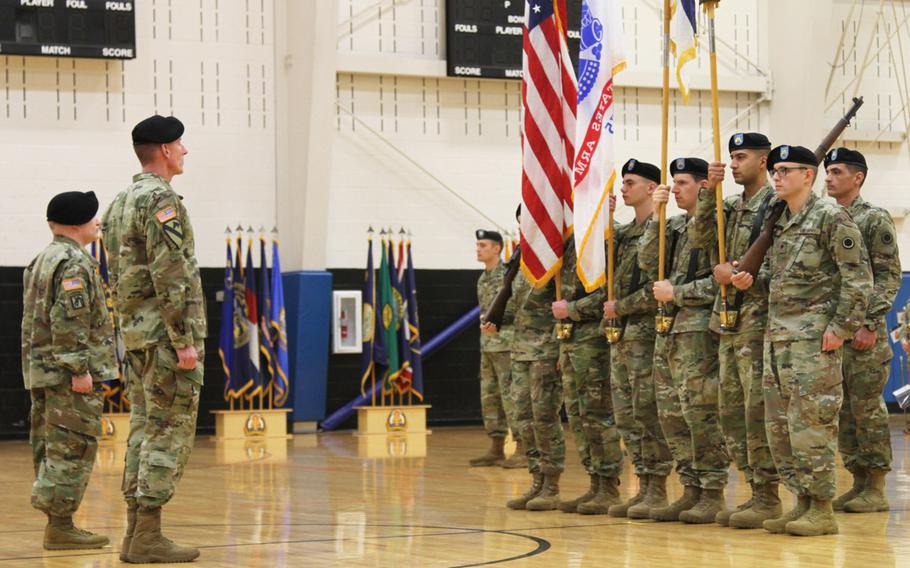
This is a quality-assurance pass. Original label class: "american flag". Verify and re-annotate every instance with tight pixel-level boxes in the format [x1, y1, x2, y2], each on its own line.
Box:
[520, 0, 577, 286]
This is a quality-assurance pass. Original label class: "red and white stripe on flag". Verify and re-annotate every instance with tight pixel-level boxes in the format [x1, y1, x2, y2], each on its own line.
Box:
[520, 0, 577, 287]
[573, 0, 626, 291]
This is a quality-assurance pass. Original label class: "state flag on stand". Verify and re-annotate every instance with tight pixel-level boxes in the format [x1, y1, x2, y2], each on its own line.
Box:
[573, 0, 625, 291]
[244, 234, 262, 400]
[218, 235, 236, 401]
[91, 239, 123, 404]
[392, 238, 413, 395]
[360, 235, 377, 396]
[231, 234, 254, 398]
[270, 237, 291, 407]
[404, 239, 424, 400]
[377, 239, 400, 394]
[258, 234, 276, 400]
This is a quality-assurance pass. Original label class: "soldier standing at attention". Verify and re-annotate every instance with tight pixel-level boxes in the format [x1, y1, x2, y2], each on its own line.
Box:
[552, 237, 623, 515]
[604, 159, 673, 519]
[695, 133, 782, 529]
[103, 115, 207, 563]
[471, 229, 523, 468]
[731, 144, 872, 536]
[638, 158, 730, 524]
[823, 148, 899, 514]
[23, 191, 117, 550]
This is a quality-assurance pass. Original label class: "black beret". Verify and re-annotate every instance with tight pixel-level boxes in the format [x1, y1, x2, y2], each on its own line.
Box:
[670, 157, 709, 178]
[476, 230, 503, 244]
[729, 132, 772, 153]
[132, 115, 185, 145]
[47, 191, 99, 226]
[824, 147, 867, 170]
[622, 159, 661, 184]
[767, 145, 818, 171]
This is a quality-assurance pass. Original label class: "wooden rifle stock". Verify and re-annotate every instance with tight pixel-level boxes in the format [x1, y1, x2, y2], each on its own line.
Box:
[735, 97, 864, 277]
[483, 247, 521, 329]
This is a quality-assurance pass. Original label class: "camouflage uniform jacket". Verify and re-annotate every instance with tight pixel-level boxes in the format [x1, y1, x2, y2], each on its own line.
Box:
[560, 237, 605, 343]
[692, 181, 774, 334]
[757, 193, 872, 342]
[511, 270, 559, 362]
[845, 196, 901, 331]
[102, 173, 207, 351]
[638, 214, 717, 333]
[608, 219, 657, 341]
[21, 236, 117, 389]
[478, 261, 516, 352]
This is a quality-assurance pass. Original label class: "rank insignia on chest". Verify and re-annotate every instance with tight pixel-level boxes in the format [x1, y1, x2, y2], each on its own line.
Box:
[156, 207, 177, 223]
[62, 278, 84, 291]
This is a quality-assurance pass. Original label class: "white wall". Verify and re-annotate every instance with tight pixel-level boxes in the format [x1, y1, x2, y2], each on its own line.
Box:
[0, 0, 276, 268]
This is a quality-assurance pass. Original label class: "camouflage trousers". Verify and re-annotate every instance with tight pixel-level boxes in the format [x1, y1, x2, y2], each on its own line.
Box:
[654, 332, 729, 490]
[29, 382, 103, 517]
[512, 357, 565, 475]
[560, 339, 623, 478]
[839, 339, 893, 473]
[123, 344, 202, 510]
[610, 338, 672, 477]
[479, 350, 516, 440]
[717, 332, 779, 486]
[764, 339, 843, 499]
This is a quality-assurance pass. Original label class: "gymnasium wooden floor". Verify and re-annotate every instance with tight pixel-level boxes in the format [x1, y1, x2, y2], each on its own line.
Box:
[1, 424, 909, 567]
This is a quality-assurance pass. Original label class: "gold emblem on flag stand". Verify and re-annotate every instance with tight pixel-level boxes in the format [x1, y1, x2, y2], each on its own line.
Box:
[604, 320, 622, 344]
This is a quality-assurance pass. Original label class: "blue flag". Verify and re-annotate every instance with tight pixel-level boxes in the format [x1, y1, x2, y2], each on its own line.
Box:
[218, 237, 236, 401]
[270, 239, 290, 407]
[91, 239, 123, 404]
[360, 236, 376, 396]
[258, 235, 276, 399]
[244, 237, 262, 399]
[405, 241, 424, 400]
[231, 235, 254, 398]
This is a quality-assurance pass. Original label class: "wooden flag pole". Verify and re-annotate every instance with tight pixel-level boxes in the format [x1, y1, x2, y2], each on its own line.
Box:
[656, 0, 672, 334]
[604, 180, 621, 343]
[704, 0, 733, 330]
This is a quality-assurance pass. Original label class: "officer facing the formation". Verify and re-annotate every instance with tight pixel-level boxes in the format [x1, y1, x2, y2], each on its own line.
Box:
[22, 191, 117, 550]
[639, 157, 730, 524]
[552, 236, 623, 515]
[697, 133, 782, 528]
[731, 145, 872, 537]
[102, 115, 207, 563]
[824, 148, 899, 513]
[471, 229, 525, 469]
[603, 159, 673, 519]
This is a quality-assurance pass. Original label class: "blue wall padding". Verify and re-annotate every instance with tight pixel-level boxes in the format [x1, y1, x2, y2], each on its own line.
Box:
[284, 270, 332, 421]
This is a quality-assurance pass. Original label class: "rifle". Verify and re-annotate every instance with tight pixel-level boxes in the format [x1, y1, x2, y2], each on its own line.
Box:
[735, 96, 864, 277]
[483, 246, 521, 329]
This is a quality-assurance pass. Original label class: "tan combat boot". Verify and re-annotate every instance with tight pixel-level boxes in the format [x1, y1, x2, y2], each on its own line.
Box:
[577, 476, 620, 515]
[558, 474, 599, 513]
[729, 483, 782, 529]
[763, 495, 810, 534]
[126, 508, 200, 563]
[44, 515, 110, 550]
[628, 474, 669, 519]
[469, 437, 506, 467]
[506, 473, 544, 510]
[715, 485, 753, 527]
[120, 507, 138, 561]
[844, 469, 889, 513]
[526, 473, 561, 511]
[502, 438, 529, 469]
[679, 488, 726, 524]
[609, 475, 649, 518]
[833, 469, 866, 511]
[785, 498, 839, 536]
[649, 484, 700, 522]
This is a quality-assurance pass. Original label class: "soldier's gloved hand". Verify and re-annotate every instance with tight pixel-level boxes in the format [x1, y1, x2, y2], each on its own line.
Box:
[851, 327, 876, 350]
[708, 161, 726, 189]
[713, 262, 735, 285]
[822, 331, 845, 352]
[551, 299, 569, 320]
[175, 345, 199, 370]
[71, 373, 93, 394]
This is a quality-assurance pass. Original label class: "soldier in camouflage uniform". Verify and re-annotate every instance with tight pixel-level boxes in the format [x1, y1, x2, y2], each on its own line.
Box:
[22, 191, 117, 550]
[471, 229, 522, 467]
[552, 236, 623, 515]
[102, 115, 207, 563]
[603, 160, 673, 519]
[694, 133, 782, 528]
[638, 158, 731, 524]
[823, 148, 899, 514]
[731, 144, 873, 536]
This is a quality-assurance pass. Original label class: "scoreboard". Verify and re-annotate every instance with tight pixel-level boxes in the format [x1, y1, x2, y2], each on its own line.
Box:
[446, 0, 581, 79]
[0, 0, 136, 60]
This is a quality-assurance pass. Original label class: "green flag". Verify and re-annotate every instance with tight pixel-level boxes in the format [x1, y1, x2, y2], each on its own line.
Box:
[378, 241, 400, 392]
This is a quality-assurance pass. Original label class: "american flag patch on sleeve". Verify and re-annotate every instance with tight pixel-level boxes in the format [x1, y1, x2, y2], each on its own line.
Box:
[62, 278, 84, 291]
[156, 207, 177, 223]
